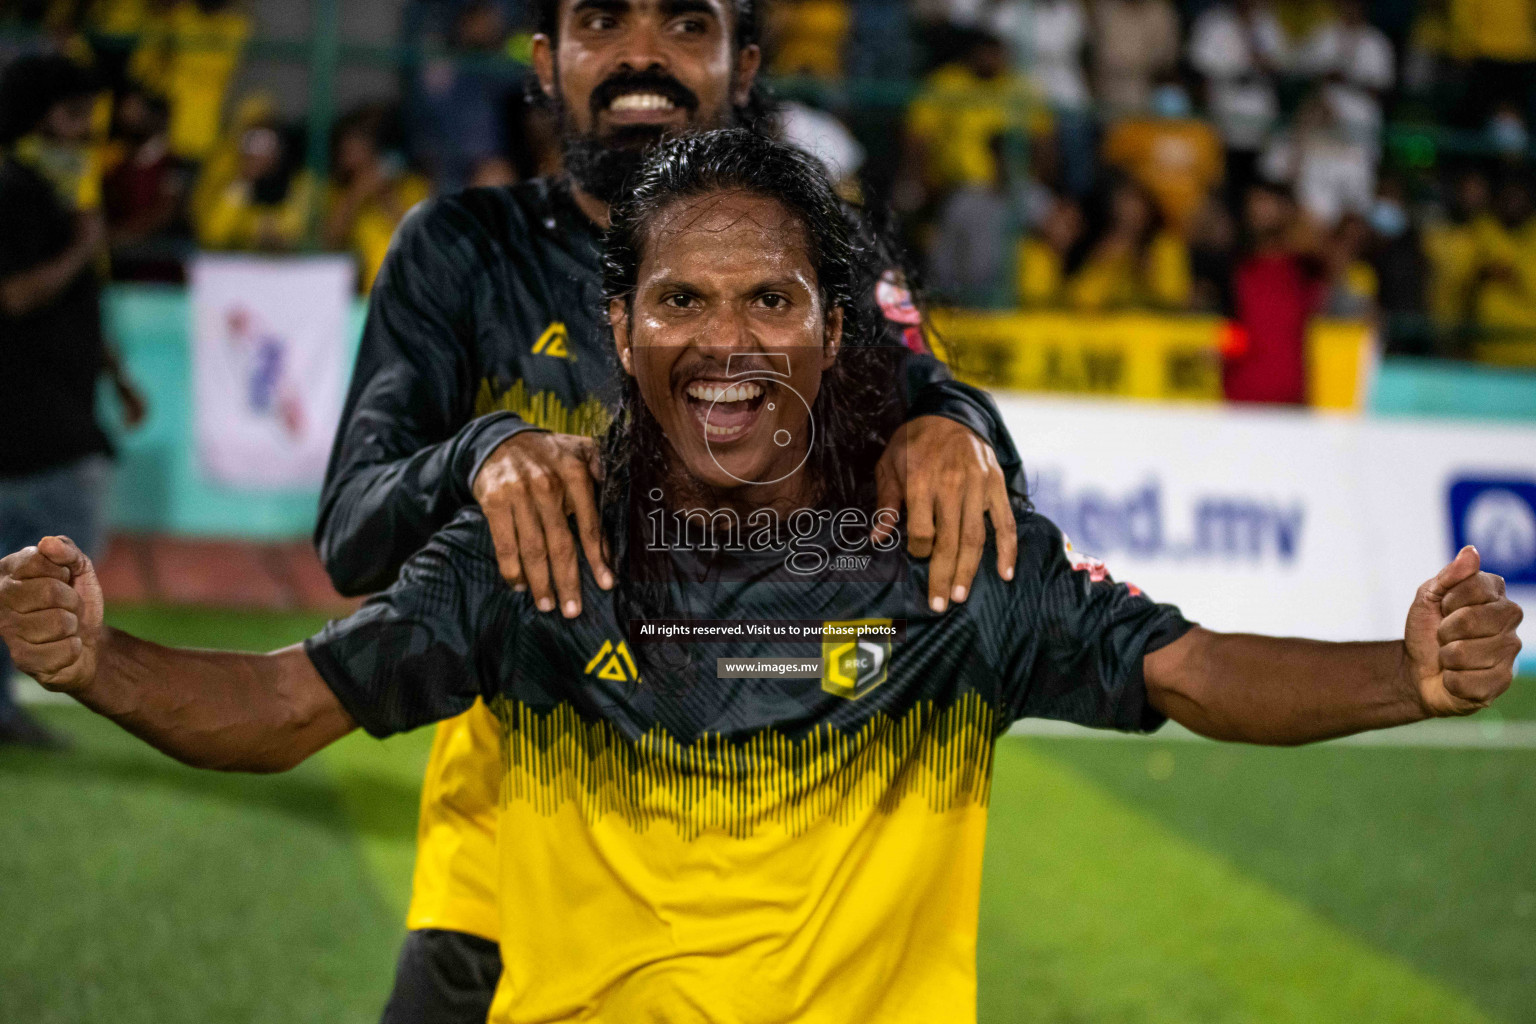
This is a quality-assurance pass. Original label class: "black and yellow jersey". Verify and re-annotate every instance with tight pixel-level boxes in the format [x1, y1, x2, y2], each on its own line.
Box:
[314, 176, 1027, 944]
[306, 509, 1191, 1023]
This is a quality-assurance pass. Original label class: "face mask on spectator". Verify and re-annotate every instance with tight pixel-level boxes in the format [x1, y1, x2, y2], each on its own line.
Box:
[1149, 86, 1192, 120]
[1489, 113, 1529, 155]
[1369, 198, 1408, 239]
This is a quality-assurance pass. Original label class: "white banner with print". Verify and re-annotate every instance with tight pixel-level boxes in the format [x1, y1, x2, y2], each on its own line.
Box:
[994, 396, 1536, 666]
[191, 255, 352, 490]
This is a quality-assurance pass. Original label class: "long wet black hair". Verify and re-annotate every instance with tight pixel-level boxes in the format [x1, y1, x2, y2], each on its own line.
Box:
[597, 128, 905, 678]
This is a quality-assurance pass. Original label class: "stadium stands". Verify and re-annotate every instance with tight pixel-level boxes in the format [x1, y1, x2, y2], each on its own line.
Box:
[2, 0, 1536, 376]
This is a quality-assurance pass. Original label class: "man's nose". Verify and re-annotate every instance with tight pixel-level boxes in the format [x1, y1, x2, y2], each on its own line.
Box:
[613, 19, 670, 73]
[692, 304, 756, 356]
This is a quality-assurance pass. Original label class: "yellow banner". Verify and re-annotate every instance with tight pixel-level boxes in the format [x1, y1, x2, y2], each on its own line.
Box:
[931, 310, 1373, 410]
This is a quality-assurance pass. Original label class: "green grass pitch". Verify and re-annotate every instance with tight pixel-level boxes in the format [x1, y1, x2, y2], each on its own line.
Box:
[2, 606, 1532, 1023]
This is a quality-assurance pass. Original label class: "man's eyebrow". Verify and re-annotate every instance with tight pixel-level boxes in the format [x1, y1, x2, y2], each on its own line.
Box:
[571, 0, 629, 18]
[659, 0, 723, 20]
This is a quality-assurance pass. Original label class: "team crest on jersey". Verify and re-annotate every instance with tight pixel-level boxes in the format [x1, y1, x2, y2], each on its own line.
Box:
[585, 639, 639, 682]
[820, 619, 892, 700]
[532, 321, 573, 360]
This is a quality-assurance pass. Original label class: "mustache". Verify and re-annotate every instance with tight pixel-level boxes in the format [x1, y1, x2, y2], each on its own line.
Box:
[589, 69, 700, 119]
[670, 351, 793, 390]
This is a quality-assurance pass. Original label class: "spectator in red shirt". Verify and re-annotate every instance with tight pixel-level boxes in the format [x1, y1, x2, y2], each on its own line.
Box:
[1225, 180, 1326, 404]
[103, 86, 188, 247]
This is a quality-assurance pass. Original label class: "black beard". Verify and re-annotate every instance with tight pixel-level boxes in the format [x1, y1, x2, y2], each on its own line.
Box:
[550, 63, 768, 205]
[557, 66, 704, 204]
[561, 124, 665, 206]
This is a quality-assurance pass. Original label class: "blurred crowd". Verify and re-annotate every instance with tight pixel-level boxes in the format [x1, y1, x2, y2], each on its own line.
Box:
[843, 0, 1536, 362]
[2, 0, 1536, 358]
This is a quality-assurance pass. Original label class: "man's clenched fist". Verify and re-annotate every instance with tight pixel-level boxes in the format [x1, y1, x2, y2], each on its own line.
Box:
[473, 430, 613, 618]
[1404, 545, 1524, 717]
[0, 536, 104, 693]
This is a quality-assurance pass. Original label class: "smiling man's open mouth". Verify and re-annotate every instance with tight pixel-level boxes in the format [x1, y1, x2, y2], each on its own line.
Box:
[588, 68, 700, 135]
[684, 379, 767, 441]
[608, 92, 677, 113]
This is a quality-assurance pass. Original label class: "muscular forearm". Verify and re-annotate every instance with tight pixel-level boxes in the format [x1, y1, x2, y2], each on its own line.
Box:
[1146, 627, 1426, 745]
[78, 631, 354, 772]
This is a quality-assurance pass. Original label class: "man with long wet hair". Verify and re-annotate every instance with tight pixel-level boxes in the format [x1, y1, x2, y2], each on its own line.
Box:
[315, 1, 1023, 1018]
[2, 130, 1521, 1024]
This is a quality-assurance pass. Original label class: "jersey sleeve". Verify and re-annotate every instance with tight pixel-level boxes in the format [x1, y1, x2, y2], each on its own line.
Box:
[862, 264, 1028, 500]
[1000, 514, 1195, 732]
[314, 196, 541, 596]
[304, 508, 517, 738]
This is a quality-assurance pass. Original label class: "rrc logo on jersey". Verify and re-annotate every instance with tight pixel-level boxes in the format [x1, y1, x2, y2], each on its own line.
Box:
[820, 619, 892, 700]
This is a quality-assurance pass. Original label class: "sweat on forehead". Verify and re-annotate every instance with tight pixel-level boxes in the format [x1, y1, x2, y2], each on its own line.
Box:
[601, 129, 858, 318]
[642, 190, 809, 252]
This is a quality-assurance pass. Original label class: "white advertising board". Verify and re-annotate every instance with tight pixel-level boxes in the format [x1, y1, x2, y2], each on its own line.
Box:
[191, 255, 353, 490]
[994, 396, 1536, 666]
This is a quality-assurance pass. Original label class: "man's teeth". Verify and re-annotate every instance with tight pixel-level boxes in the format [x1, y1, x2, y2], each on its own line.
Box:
[609, 93, 676, 112]
[686, 381, 763, 403]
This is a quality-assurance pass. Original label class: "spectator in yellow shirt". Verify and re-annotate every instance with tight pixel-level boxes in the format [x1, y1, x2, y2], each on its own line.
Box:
[902, 30, 1050, 203]
[1016, 193, 1085, 306]
[322, 104, 431, 293]
[191, 99, 312, 251]
[768, 0, 852, 80]
[1462, 174, 1536, 333]
[1065, 178, 1193, 310]
[1100, 76, 1225, 236]
[1424, 166, 1493, 326]
[129, 0, 249, 162]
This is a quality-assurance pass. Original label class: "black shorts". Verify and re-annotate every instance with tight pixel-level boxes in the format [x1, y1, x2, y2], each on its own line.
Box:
[379, 928, 502, 1024]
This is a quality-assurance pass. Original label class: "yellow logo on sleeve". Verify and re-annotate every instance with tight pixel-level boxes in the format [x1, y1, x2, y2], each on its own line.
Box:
[532, 322, 572, 360]
[585, 639, 640, 683]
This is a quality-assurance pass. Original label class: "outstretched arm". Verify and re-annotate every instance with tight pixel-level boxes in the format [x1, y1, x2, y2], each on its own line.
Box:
[0, 537, 353, 772]
[1145, 547, 1524, 745]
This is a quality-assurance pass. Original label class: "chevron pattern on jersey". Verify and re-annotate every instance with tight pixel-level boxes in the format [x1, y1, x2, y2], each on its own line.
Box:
[488, 692, 998, 840]
[475, 377, 613, 438]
